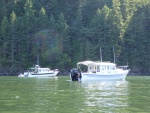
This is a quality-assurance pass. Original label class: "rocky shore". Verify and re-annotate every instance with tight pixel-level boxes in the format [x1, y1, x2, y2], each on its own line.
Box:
[0, 69, 149, 76]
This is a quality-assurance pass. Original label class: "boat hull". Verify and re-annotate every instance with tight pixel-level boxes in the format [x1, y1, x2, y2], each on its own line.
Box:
[81, 70, 129, 81]
[18, 72, 59, 78]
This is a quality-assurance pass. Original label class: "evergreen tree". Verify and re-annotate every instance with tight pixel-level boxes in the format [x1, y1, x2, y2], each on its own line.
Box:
[10, 11, 17, 67]
[23, 0, 35, 66]
[38, 7, 49, 30]
[0, 0, 150, 74]
[0, 16, 8, 60]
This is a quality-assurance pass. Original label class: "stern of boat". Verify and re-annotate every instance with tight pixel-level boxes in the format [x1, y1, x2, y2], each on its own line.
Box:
[18, 72, 29, 77]
[70, 68, 82, 81]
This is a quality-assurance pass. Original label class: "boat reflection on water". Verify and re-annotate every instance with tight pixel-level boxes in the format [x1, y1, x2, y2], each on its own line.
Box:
[81, 80, 129, 112]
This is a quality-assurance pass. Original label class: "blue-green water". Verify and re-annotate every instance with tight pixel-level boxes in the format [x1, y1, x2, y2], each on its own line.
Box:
[0, 76, 150, 113]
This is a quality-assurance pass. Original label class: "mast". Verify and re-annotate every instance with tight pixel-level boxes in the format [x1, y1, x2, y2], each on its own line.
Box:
[100, 47, 102, 62]
[36, 53, 39, 65]
[113, 46, 115, 63]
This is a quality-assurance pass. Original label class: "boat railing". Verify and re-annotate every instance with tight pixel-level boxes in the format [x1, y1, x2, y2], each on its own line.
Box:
[117, 66, 128, 70]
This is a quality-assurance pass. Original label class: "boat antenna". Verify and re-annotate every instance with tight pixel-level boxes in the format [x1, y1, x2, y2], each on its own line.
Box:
[36, 54, 39, 65]
[100, 47, 102, 62]
[113, 46, 115, 63]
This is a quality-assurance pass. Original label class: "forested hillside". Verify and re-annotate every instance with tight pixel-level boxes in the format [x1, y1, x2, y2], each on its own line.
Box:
[0, 0, 150, 75]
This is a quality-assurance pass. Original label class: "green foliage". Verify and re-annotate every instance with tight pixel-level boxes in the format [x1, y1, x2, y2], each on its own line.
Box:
[0, 16, 9, 59]
[0, 0, 150, 74]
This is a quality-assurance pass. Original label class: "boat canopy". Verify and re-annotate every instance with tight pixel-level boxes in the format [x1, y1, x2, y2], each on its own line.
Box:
[77, 61, 95, 66]
[77, 61, 115, 66]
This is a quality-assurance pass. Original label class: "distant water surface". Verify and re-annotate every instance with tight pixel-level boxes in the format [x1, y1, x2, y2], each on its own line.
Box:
[0, 76, 150, 113]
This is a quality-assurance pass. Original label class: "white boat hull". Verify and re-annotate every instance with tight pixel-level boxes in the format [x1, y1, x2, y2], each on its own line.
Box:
[18, 71, 59, 78]
[81, 70, 129, 81]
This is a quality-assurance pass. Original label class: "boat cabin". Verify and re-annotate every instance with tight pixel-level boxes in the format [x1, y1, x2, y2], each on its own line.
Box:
[88, 63, 116, 73]
[77, 61, 116, 73]
[27, 65, 51, 74]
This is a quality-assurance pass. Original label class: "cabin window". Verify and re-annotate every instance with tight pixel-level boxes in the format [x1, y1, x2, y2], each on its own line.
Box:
[88, 65, 95, 72]
[110, 66, 113, 70]
[101, 66, 105, 70]
[113, 66, 115, 70]
[35, 69, 38, 73]
[106, 66, 108, 70]
[97, 65, 100, 72]
[108, 66, 111, 70]
[89, 66, 91, 71]
[88, 65, 91, 72]
[109, 66, 115, 70]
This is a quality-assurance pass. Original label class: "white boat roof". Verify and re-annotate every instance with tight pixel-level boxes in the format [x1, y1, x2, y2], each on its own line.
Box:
[77, 61, 116, 66]
[28, 65, 50, 70]
[29, 67, 50, 70]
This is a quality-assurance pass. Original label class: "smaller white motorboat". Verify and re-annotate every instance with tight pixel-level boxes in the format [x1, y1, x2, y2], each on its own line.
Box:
[18, 65, 59, 78]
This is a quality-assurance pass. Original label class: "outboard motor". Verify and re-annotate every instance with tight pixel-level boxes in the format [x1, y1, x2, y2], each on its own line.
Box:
[70, 68, 82, 81]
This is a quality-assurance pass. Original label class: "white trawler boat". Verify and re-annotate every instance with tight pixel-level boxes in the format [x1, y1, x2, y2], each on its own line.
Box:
[73, 60, 130, 81]
[18, 65, 59, 78]
[70, 47, 130, 81]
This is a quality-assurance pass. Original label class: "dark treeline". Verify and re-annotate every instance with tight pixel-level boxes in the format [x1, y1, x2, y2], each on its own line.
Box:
[0, 0, 150, 75]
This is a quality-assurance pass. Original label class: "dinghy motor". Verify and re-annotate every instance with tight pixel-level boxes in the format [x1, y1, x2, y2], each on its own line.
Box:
[70, 68, 81, 81]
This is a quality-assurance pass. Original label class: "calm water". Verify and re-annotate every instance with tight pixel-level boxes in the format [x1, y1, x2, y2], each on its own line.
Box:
[0, 76, 150, 113]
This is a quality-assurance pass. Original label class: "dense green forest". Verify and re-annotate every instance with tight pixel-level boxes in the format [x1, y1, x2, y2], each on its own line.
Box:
[0, 0, 150, 75]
